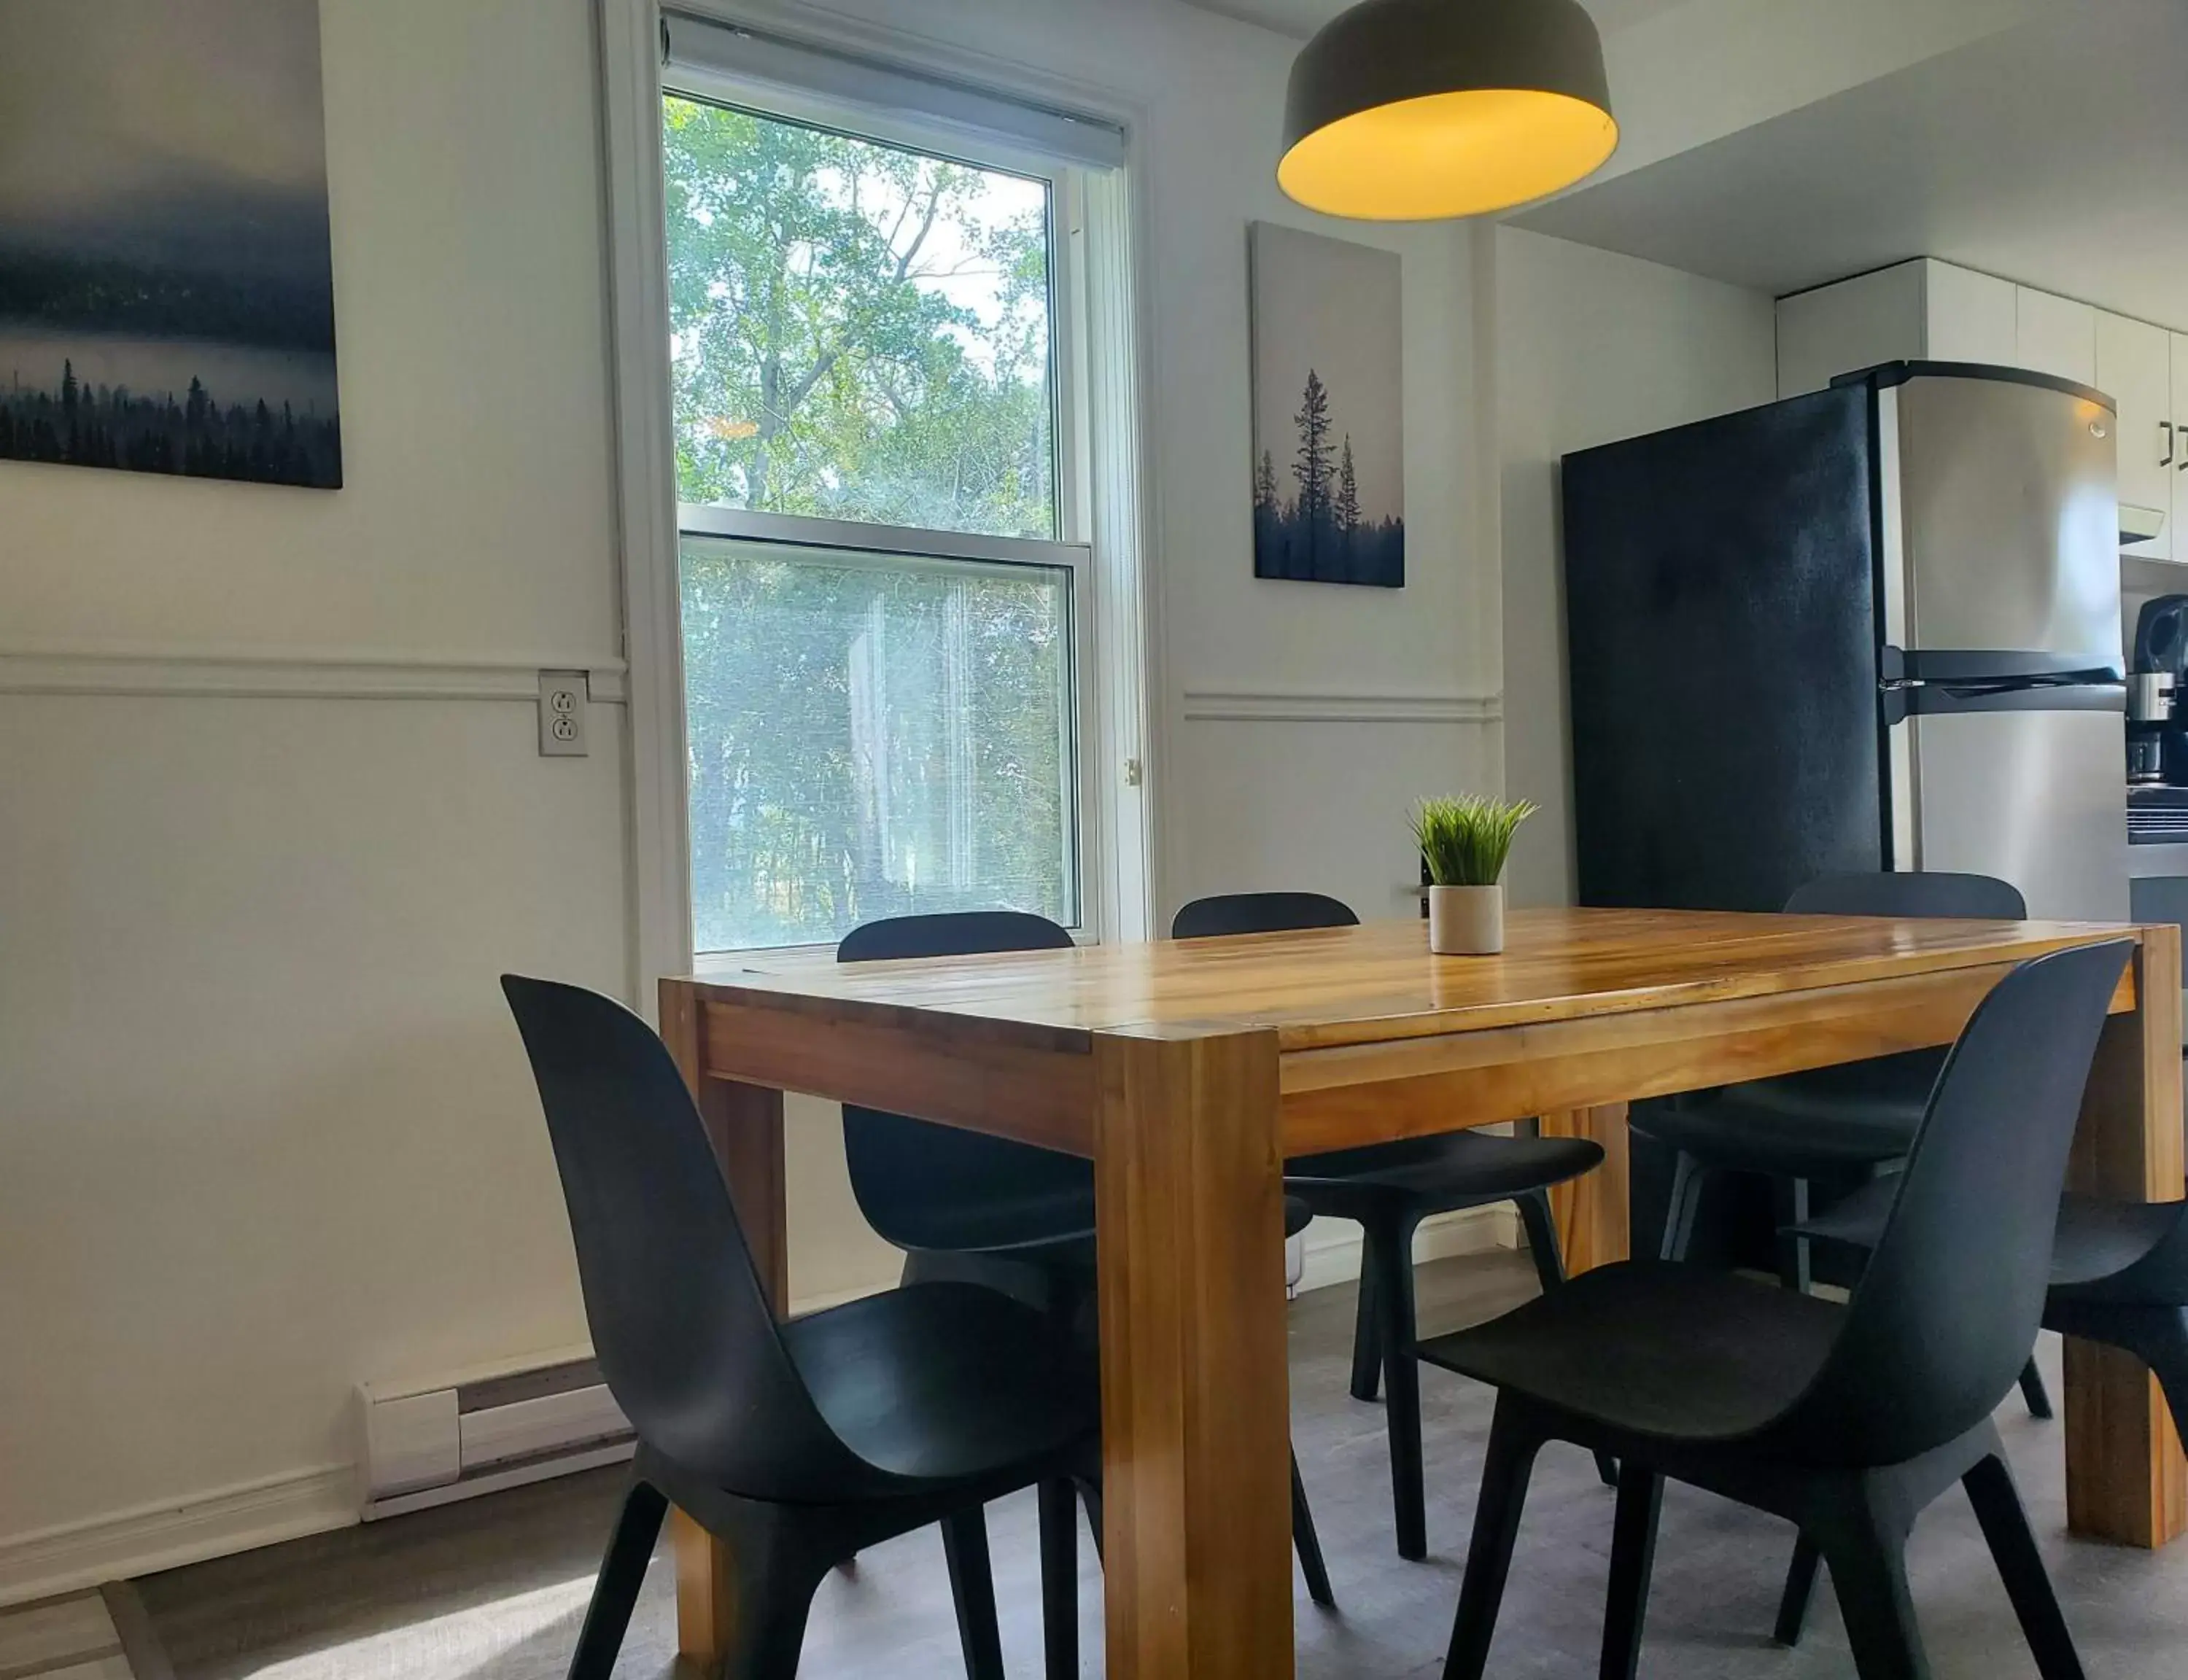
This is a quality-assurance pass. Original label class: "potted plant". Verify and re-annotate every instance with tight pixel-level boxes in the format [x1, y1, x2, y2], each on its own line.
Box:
[1411, 795, 1537, 955]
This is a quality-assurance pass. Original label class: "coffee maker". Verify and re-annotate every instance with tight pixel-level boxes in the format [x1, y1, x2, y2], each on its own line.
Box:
[2130, 594, 2188, 785]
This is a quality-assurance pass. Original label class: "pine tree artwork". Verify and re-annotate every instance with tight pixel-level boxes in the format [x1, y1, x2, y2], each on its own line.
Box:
[1336, 435, 1361, 536]
[1292, 368, 1332, 527]
[0, 1, 343, 488]
[1246, 222, 1405, 586]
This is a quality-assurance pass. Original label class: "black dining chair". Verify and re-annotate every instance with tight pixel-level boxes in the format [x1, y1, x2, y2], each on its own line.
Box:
[837, 910, 1337, 1611]
[500, 974, 1095, 1680]
[1422, 938, 2128, 1680]
[1776, 1061, 2188, 1646]
[1171, 890, 1614, 1559]
[1634, 869, 2054, 1418]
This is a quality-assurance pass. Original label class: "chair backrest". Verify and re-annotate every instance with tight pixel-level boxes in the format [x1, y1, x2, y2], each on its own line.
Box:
[837, 912, 1087, 1252]
[1171, 891, 1360, 940]
[1784, 870, 2026, 920]
[1768, 874, 2027, 1097]
[501, 975, 886, 1501]
[1764, 939, 2130, 1465]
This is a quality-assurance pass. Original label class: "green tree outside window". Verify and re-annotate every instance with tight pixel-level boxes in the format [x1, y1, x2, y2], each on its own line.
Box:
[665, 98, 1076, 952]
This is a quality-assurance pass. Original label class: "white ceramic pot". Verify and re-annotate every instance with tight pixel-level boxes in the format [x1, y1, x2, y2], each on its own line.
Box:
[1429, 884, 1504, 955]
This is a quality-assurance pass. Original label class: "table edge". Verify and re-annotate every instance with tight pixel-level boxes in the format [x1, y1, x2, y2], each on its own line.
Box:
[659, 922, 2158, 1056]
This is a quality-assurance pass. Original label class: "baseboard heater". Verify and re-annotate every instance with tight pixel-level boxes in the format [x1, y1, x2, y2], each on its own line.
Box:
[357, 1347, 632, 1520]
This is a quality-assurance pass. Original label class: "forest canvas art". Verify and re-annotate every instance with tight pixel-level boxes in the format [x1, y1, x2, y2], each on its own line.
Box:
[0, 0, 341, 488]
[1249, 222, 1404, 586]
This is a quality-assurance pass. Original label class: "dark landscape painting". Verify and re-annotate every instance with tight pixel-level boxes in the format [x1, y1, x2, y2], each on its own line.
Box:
[0, 0, 341, 489]
[1249, 222, 1404, 586]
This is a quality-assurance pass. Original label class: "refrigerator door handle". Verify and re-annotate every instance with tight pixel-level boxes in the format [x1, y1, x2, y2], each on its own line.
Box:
[1892, 648, 2122, 683]
[1891, 679, 2125, 719]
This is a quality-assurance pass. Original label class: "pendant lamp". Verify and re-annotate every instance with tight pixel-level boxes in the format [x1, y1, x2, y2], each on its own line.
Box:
[1279, 0, 1618, 221]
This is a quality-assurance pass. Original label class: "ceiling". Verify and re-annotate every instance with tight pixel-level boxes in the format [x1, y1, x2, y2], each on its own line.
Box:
[1512, 0, 2188, 329]
[1179, 0, 1689, 42]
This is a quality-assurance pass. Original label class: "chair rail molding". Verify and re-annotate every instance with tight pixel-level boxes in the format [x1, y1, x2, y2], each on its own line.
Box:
[1179, 685, 1502, 725]
[0, 641, 630, 703]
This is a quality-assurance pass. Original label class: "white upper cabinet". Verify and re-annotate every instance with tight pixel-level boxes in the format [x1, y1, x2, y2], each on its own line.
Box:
[1776, 260, 2016, 398]
[2016, 287, 2098, 386]
[2175, 334, 2188, 569]
[1923, 263, 2017, 365]
[1776, 262, 1924, 397]
[2098, 311, 2173, 560]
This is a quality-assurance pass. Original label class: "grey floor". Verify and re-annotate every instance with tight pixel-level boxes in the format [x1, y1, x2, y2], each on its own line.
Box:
[135, 1251, 2188, 1679]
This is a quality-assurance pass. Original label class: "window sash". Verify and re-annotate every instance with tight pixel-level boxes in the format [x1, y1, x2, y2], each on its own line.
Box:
[659, 81, 1083, 548]
[676, 513, 1100, 954]
[677, 504, 1089, 571]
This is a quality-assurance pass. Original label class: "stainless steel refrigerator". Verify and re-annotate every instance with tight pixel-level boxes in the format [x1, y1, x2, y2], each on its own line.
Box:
[1562, 360, 2127, 925]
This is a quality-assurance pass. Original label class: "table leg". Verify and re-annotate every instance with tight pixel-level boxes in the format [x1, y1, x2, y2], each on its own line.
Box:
[1542, 1104, 1630, 1274]
[659, 981, 788, 1664]
[2064, 928, 2187, 1547]
[1093, 1030, 1291, 1680]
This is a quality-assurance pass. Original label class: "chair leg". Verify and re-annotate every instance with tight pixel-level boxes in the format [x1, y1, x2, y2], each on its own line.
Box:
[1074, 1477, 1104, 1566]
[721, 1524, 828, 1680]
[1516, 1189, 1567, 1297]
[941, 1507, 1006, 1680]
[1441, 1399, 1543, 1680]
[1600, 1464, 1664, 1680]
[1074, 1455, 1326, 1615]
[1774, 1177, 1814, 1295]
[2018, 1356, 2055, 1421]
[1038, 1479, 1078, 1680]
[567, 1479, 667, 1680]
[1350, 1234, 1383, 1401]
[2138, 1309, 2188, 1448]
[1368, 1212, 1429, 1560]
[1812, 1485, 1928, 1680]
[1290, 1451, 1337, 1607]
[1514, 1191, 1618, 1489]
[1774, 1533, 1823, 1647]
[1963, 1453, 2085, 1680]
[1660, 1151, 1710, 1262]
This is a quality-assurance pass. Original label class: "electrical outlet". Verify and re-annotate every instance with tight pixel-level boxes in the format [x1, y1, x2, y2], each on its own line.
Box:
[538, 670, 589, 757]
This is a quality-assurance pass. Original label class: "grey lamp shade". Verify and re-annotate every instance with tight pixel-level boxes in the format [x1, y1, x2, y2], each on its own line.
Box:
[1279, 0, 1618, 220]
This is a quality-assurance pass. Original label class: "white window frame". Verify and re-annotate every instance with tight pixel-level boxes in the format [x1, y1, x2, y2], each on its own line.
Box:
[597, 0, 1160, 992]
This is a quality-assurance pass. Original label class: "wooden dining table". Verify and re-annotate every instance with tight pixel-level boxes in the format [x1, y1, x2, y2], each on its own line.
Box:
[659, 906, 2186, 1679]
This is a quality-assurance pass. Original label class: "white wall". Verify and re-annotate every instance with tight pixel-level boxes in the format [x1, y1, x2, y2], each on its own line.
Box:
[0, 0, 632, 1593]
[0, 0, 1498, 1593]
[1494, 228, 1779, 908]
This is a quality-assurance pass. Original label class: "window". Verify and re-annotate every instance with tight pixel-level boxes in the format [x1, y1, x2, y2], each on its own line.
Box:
[664, 101, 1059, 541]
[600, 7, 1147, 977]
[652, 88, 1094, 945]
[662, 85, 1098, 953]
[680, 532, 1079, 952]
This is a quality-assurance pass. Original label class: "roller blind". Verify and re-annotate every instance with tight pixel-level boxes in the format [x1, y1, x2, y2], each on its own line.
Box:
[662, 10, 1128, 171]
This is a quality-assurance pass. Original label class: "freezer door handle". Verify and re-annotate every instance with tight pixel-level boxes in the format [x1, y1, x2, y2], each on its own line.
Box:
[1884, 679, 2125, 724]
[1885, 645, 2122, 683]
